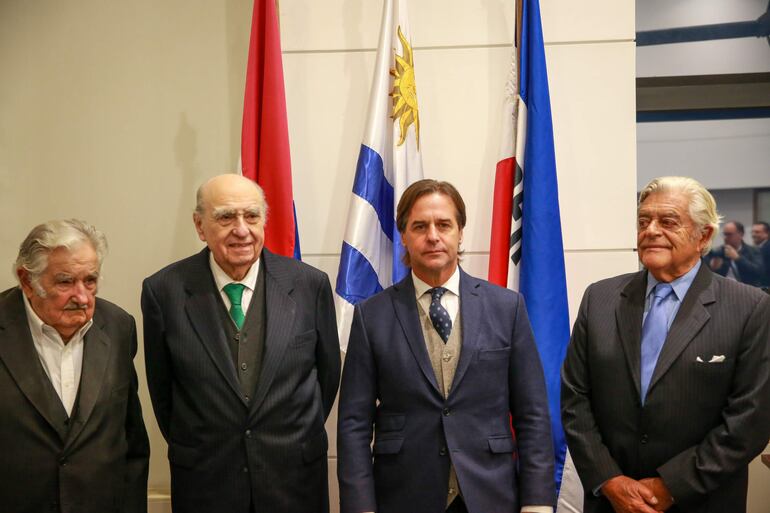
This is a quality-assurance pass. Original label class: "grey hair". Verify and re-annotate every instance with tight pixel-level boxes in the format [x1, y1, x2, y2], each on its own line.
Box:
[638, 176, 722, 255]
[194, 174, 269, 222]
[14, 219, 108, 287]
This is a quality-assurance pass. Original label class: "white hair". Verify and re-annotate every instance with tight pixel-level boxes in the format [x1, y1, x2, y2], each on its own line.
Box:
[638, 176, 722, 255]
[14, 219, 108, 289]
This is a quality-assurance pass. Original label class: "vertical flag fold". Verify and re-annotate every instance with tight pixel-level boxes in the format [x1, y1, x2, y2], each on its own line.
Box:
[241, 0, 300, 258]
[488, 0, 572, 495]
[335, 0, 423, 350]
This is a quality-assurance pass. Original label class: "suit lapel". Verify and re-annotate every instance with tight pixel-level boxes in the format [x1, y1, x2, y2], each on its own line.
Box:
[616, 271, 647, 399]
[648, 264, 714, 393]
[64, 315, 110, 450]
[249, 250, 296, 417]
[0, 289, 69, 441]
[391, 276, 442, 396]
[448, 269, 480, 397]
[184, 249, 244, 403]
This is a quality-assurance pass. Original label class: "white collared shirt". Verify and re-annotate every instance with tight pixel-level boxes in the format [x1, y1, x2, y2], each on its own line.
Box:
[412, 267, 461, 323]
[209, 252, 259, 313]
[23, 293, 92, 416]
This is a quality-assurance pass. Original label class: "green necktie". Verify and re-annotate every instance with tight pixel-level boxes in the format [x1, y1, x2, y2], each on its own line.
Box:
[223, 283, 246, 330]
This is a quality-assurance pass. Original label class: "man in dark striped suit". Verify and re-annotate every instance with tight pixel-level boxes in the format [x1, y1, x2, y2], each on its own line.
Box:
[142, 174, 340, 513]
[562, 176, 770, 513]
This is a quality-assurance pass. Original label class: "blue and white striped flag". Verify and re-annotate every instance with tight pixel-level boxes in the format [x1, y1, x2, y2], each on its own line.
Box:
[335, 0, 423, 351]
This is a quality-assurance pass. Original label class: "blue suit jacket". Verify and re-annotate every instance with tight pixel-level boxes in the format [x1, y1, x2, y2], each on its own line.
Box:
[338, 269, 554, 513]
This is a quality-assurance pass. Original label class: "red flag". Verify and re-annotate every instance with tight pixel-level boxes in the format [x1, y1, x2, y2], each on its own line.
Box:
[241, 0, 299, 258]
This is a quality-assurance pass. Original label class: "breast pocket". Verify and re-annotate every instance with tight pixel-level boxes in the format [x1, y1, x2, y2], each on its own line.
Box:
[291, 328, 317, 348]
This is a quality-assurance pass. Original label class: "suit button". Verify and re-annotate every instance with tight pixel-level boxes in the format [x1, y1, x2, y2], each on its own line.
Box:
[439, 446, 447, 456]
[641, 434, 649, 444]
[443, 408, 451, 416]
[242, 466, 249, 473]
[241, 362, 248, 371]
[245, 430, 251, 438]
[58, 457, 67, 466]
[234, 333, 241, 341]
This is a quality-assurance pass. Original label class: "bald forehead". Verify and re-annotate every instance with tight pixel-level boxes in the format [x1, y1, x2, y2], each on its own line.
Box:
[198, 174, 265, 212]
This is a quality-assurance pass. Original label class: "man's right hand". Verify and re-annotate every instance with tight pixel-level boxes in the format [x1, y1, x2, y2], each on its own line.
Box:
[709, 256, 723, 271]
[601, 475, 659, 513]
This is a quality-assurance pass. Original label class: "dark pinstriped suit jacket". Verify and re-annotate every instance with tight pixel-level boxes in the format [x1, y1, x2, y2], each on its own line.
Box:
[141, 248, 340, 513]
[561, 264, 770, 513]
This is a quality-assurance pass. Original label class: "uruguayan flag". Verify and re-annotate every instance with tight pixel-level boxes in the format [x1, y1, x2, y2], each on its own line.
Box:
[335, 0, 423, 351]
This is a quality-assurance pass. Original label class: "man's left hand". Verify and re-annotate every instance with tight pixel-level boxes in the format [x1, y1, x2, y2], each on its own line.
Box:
[638, 478, 674, 511]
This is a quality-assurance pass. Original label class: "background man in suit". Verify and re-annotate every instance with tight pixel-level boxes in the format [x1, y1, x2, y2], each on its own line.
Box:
[338, 179, 555, 513]
[562, 176, 770, 513]
[706, 220, 764, 287]
[0, 219, 149, 513]
[142, 174, 340, 513]
[750, 221, 770, 288]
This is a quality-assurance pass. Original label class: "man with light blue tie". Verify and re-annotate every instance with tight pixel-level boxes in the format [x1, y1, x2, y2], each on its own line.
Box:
[562, 176, 770, 513]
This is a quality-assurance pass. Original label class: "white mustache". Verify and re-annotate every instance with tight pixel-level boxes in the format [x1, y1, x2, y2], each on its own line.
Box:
[63, 302, 88, 311]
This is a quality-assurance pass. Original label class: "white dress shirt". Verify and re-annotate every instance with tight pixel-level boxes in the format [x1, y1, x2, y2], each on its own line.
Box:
[23, 294, 92, 416]
[209, 252, 259, 313]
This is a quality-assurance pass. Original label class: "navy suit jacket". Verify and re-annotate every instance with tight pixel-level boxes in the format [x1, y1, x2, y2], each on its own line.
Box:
[562, 265, 770, 513]
[337, 269, 554, 513]
[142, 248, 340, 513]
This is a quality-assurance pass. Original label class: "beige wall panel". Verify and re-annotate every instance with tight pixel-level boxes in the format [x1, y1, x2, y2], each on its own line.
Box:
[279, 0, 634, 52]
[547, 41, 638, 251]
[283, 51, 374, 256]
[564, 250, 639, 327]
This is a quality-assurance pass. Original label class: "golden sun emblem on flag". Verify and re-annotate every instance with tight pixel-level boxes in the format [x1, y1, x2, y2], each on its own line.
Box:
[390, 26, 420, 148]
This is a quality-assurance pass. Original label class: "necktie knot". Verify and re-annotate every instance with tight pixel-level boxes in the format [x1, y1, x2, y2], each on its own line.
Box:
[653, 283, 674, 301]
[427, 287, 452, 343]
[430, 287, 447, 303]
[223, 283, 246, 306]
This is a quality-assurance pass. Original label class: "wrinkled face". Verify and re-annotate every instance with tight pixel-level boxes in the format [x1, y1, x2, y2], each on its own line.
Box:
[194, 176, 265, 280]
[19, 244, 99, 342]
[751, 224, 769, 246]
[637, 192, 710, 282]
[401, 193, 463, 286]
[722, 222, 743, 249]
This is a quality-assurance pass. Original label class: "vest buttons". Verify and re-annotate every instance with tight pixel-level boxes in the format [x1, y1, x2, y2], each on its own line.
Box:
[443, 408, 451, 416]
[234, 333, 241, 341]
[439, 446, 447, 456]
[641, 434, 649, 444]
[242, 466, 249, 473]
[245, 429, 252, 438]
[241, 362, 248, 371]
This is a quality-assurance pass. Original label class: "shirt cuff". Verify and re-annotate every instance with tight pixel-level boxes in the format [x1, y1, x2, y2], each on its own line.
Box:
[521, 506, 553, 513]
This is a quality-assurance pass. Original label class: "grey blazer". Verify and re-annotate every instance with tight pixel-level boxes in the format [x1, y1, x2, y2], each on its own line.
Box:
[561, 264, 770, 513]
[142, 248, 340, 513]
[0, 287, 150, 513]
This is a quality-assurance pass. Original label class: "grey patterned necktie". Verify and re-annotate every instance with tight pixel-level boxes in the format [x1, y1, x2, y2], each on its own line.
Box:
[428, 287, 452, 343]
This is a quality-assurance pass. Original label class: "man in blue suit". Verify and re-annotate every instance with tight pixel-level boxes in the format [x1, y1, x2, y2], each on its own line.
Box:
[338, 179, 555, 513]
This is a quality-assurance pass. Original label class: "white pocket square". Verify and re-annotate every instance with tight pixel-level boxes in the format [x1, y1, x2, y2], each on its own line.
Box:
[696, 355, 726, 363]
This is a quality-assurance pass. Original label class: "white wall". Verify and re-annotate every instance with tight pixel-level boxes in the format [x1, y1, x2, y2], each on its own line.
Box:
[1, 1, 641, 511]
[637, 118, 770, 191]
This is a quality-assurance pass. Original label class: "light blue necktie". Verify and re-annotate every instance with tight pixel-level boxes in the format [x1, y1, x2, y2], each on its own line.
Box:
[428, 287, 452, 343]
[640, 283, 674, 403]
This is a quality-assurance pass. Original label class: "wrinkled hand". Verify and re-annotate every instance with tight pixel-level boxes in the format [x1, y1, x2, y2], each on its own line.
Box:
[639, 477, 674, 511]
[602, 475, 659, 513]
[709, 256, 724, 270]
[724, 245, 739, 260]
